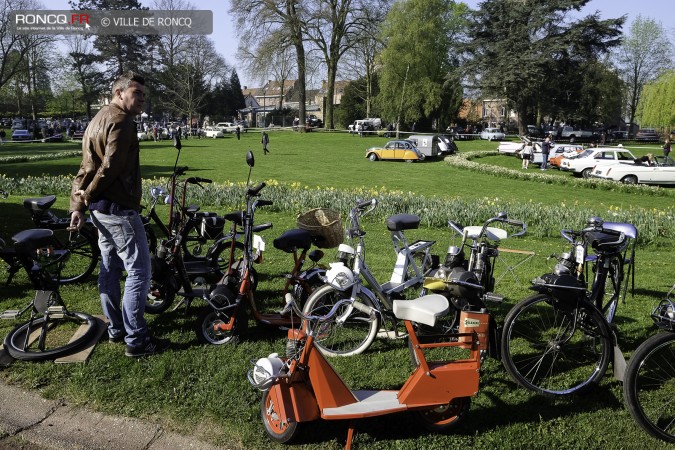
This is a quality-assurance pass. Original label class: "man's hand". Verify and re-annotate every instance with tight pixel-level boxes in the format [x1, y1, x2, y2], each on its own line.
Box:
[69, 210, 86, 231]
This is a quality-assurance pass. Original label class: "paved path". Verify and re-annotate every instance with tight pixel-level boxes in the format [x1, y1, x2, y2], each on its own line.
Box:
[0, 380, 226, 450]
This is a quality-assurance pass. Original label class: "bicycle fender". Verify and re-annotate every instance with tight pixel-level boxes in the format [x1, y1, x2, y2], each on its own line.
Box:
[267, 382, 320, 423]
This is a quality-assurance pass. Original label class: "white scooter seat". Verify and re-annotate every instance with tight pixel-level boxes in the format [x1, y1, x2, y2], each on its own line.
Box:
[392, 294, 449, 327]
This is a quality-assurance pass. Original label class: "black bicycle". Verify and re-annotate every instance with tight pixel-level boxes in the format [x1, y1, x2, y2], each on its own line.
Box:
[623, 284, 675, 444]
[501, 217, 637, 396]
[1, 229, 98, 361]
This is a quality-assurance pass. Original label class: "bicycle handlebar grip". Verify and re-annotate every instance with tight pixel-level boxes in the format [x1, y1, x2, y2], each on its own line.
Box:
[175, 166, 188, 175]
[357, 198, 376, 209]
[186, 177, 212, 184]
[256, 199, 273, 207]
[506, 219, 524, 227]
[248, 182, 267, 196]
[253, 222, 273, 232]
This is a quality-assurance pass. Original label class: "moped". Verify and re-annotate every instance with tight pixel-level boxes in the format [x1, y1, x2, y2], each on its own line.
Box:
[249, 293, 489, 448]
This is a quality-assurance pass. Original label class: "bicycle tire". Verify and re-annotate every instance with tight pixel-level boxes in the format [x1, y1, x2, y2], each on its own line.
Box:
[301, 284, 380, 357]
[261, 387, 302, 443]
[146, 274, 177, 314]
[500, 293, 612, 396]
[623, 332, 675, 443]
[412, 397, 471, 432]
[211, 240, 246, 280]
[145, 225, 158, 254]
[181, 222, 208, 257]
[195, 303, 248, 345]
[51, 226, 99, 284]
[3, 312, 98, 361]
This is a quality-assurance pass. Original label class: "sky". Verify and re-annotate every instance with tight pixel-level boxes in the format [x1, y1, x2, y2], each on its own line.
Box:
[44, 0, 668, 89]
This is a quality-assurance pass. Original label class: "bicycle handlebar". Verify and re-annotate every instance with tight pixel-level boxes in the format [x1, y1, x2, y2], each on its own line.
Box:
[281, 293, 352, 323]
[248, 182, 266, 197]
[185, 177, 212, 184]
[255, 199, 273, 208]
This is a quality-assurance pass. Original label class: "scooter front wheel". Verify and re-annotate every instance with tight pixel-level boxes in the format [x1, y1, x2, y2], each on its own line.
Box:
[412, 397, 471, 432]
[195, 304, 247, 345]
[261, 388, 302, 443]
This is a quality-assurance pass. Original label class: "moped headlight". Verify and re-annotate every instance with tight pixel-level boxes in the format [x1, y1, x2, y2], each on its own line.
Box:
[249, 353, 283, 390]
[325, 262, 355, 290]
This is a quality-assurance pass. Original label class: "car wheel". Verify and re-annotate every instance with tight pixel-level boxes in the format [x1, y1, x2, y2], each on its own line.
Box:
[569, 136, 576, 143]
[418, 154, 426, 161]
[581, 168, 593, 179]
[622, 175, 638, 184]
[368, 153, 378, 161]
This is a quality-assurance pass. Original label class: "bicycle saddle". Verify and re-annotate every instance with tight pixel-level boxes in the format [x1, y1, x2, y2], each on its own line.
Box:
[392, 294, 449, 327]
[273, 229, 313, 253]
[386, 214, 420, 231]
[23, 195, 56, 212]
[12, 229, 55, 256]
[224, 210, 244, 226]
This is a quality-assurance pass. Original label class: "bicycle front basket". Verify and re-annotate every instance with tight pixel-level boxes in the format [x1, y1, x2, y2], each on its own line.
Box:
[297, 208, 343, 249]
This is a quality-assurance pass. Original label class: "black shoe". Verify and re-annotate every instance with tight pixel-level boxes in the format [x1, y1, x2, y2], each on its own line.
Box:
[108, 333, 126, 344]
[125, 336, 170, 358]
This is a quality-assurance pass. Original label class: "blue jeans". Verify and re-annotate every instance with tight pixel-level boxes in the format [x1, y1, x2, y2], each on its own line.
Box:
[91, 209, 150, 347]
[541, 154, 549, 169]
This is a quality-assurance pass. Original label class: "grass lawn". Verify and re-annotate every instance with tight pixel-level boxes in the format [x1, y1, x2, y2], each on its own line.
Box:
[0, 131, 674, 449]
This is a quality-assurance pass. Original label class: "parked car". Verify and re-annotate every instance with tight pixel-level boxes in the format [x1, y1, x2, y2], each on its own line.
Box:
[306, 115, 323, 128]
[446, 126, 472, 140]
[592, 156, 675, 185]
[203, 126, 225, 138]
[498, 136, 530, 155]
[548, 145, 585, 168]
[531, 143, 585, 166]
[215, 122, 238, 133]
[559, 147, 637, 178]
[12, 129, 33, 141]
[635, 128, 660, 142]
[436, 134, 458, 155]
[559, 126, 594, 143]
[480, 127, 505, 141]
[365, 140, 425, 162]
[526, 125, 544, 138]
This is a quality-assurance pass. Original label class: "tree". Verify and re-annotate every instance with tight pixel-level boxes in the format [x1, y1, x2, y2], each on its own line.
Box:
[636, 70, 675, 130]
[62, 36, 107, 118]
[464, 0, 624, 133]
[335, 75, 378, 128]
[377, 0, 466, 131]
[230, 0, 308, 129]
[616, 16, 672, 134]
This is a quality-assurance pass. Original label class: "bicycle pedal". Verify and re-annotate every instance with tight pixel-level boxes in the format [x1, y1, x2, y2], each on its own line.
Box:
[483, 292, 504, 303]
[1, 310, 20, 320]
[47, 305, 66, 318]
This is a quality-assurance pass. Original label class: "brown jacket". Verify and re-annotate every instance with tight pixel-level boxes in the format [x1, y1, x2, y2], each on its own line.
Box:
[70, 103, 142, 213]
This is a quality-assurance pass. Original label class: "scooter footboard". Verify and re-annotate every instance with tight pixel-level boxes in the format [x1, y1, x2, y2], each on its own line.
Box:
[268, 382, 321, 424]
[397, 360, 480, 406]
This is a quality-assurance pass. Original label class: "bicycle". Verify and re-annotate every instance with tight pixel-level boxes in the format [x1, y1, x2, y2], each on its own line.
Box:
[301, 199, 437, 356]
[623, 284, 675, 444]
[19, 194, 99, 285]
[500, 217, 637, 396]
[1, 228, 98, 361]
[413, 212, 527, 363]
[195, 151, 326, 345]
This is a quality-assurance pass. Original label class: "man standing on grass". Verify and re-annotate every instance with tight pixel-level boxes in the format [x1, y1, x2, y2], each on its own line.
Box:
[69, 71, 169, 358]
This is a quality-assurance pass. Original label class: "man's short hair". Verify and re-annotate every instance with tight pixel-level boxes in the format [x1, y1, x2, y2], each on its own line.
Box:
[111, 71, 145, 96]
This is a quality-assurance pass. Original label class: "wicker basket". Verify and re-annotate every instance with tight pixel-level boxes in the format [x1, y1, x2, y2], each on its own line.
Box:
[296, 208, 343, 249]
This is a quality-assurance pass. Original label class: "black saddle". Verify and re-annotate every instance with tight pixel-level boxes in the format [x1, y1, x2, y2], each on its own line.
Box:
[224, 211, 244, 226]
[386, 214, 420, 232]
[273, 229, 313, 253]
[12, 229, 55, 256]
[23, 195, 56, 213]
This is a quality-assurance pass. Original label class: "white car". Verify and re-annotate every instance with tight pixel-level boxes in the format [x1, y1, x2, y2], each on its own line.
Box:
[215, 122, 238, 133]
[498, 136, 530, 155]
[592, 157, 675, 185]
[559, 147, 636, 178]
[531, 143, 585, 166]
[480, 127, 505, 141]
[203, 126, 224, 138]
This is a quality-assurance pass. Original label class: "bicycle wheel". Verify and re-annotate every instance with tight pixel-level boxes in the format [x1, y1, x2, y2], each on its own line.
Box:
[412, 397, 471, 432]
[601, 255, 623, 322]
[145, 225, 158, 254]
[211, 240, 246, 280]
[195, 303, 248, 345]
[4, 312, 98, 361]
[501, 293, 612, 395]
[302, 284, 380, 357]
[146, 275, 177, 314]
[623, 332, 675, 443]
[261, 387, 302, 443]
[50, 226, 99, 284]
[181, 222, 208, 257]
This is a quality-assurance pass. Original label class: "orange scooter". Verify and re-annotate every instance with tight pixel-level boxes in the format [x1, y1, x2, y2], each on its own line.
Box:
[248, 293, 490, 449]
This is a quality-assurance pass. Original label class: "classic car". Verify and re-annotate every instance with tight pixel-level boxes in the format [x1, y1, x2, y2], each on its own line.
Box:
[498, 136, 530, 155]
[532, 144, 585, 167]
[480, 127, 506, 141]
[203, 126, 225, 138]
[559, 147, 636, 178]
[635, 128, 660, 142]
[11, 129, 33, 141]
[365, 140, 425, 162]
[591, 156, 675, 185]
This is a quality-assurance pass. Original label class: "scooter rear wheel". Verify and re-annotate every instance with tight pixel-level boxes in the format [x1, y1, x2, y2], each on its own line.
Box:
[261, 388, 301, 443]
[412, 396, 471, 432]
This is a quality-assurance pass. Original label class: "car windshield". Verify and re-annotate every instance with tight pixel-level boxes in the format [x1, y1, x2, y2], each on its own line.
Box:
[578, 149, 594, 158]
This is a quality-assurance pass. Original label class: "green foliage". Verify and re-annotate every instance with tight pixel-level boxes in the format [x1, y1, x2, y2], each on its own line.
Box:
[377, 0, 466, 128]
[636, 70, 675, 130]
